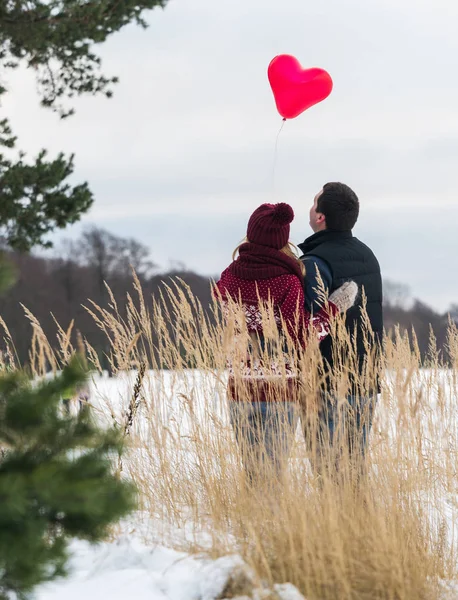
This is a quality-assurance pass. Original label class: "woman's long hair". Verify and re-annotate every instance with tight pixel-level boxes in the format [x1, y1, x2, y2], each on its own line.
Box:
[232, 237, 306, 277]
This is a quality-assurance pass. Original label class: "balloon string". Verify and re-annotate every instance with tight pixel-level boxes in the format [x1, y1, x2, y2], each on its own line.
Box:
[272, 118, 286, 201]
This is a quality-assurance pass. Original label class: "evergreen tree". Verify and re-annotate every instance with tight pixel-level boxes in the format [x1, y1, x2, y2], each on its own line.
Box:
[0, 119, 93, 252]
[0, 358, 136, 599]
[0, 0, 168, 252]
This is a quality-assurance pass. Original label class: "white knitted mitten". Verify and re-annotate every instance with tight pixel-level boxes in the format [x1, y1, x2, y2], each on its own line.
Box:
[328, 281, 358, 312]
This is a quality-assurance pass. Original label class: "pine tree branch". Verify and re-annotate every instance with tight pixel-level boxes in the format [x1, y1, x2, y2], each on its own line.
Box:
[0, 0, 166, 26]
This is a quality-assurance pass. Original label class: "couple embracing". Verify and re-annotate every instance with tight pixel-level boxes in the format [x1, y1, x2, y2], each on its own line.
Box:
[215, 182, 383, 481]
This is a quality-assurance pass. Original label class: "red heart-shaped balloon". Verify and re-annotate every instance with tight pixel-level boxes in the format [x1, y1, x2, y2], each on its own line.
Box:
[268, 55, 333, 120]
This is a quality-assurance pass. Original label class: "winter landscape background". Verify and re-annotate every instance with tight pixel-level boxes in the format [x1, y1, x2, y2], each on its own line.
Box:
[1, 0, 458, 598]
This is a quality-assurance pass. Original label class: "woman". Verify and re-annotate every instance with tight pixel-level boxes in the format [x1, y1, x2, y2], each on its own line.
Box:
[215, 202, 357, 482]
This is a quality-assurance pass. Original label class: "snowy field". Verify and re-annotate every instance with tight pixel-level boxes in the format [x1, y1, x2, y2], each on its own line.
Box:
[34, 369, 458, 599]
[37, 537, 304, 600]
[35, 536, 458, 600]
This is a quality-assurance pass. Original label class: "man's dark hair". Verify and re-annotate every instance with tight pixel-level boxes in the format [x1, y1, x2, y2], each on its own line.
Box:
[317, 182, 360, 231]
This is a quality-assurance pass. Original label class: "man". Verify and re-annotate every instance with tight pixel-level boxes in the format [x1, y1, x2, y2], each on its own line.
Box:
[298, 182, 383, 473]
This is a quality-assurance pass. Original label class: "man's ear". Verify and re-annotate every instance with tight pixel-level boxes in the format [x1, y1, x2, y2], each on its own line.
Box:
[316, 212, 326, 225]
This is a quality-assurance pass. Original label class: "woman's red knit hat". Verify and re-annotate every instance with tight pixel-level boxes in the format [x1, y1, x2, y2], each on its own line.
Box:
[247, 203, 294, 249]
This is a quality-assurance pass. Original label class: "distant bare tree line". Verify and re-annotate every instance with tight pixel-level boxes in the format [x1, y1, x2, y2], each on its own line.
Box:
[0, 227, 213, 371]
[0, 227, 455, 369]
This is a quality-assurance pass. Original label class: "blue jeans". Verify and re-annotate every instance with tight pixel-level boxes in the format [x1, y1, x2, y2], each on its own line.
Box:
[304, 393, 377, 476]
[229, 401, 299, 483]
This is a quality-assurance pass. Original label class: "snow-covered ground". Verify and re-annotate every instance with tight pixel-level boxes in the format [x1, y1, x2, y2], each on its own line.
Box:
[35, 369, 458, 599]
[36, 538, 242, 600]
[36, 537, 305, 600]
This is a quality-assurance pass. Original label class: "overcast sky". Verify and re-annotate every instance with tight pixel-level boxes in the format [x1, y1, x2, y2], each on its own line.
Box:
[3, 0, 458, 311]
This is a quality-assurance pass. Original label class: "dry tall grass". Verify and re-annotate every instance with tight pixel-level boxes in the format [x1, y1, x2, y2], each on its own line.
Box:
[0, 275, 457, 600]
